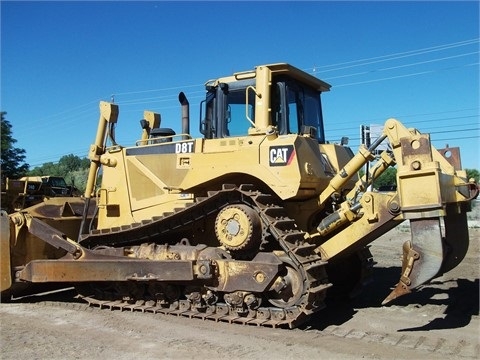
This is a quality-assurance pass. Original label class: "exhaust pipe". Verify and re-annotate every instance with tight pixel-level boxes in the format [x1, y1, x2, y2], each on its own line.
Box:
[179, 92, 190, 139]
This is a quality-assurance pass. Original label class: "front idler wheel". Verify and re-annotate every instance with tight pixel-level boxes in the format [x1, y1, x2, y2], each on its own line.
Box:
[267, 258, 305, 308]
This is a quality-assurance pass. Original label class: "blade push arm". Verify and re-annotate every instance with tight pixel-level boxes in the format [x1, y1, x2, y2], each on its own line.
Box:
[79, 102, 119, 239]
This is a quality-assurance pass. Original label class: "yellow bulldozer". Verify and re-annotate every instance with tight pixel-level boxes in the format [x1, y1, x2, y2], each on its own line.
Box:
[1, 175, 80, 213]
[1, 63, 477, 328]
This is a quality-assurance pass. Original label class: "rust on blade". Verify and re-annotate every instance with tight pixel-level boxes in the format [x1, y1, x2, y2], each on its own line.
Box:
[437, 146, 462, 170]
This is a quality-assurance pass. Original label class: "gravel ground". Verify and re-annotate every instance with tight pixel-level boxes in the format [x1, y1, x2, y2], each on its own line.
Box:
[1, 216, 478, 360]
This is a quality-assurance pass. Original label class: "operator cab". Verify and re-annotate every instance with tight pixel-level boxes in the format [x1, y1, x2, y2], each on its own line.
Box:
[200, 63, 330, 143]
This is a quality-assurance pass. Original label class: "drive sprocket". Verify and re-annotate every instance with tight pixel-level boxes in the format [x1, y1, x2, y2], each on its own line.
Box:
[215, 204, 262, 252]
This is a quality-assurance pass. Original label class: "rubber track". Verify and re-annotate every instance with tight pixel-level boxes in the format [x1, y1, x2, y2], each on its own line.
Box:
[77, 184, 331, 328]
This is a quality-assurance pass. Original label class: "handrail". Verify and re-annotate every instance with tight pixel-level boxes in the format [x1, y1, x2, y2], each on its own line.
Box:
[135, 133, 193, 146]
[245, 86, 260, 129]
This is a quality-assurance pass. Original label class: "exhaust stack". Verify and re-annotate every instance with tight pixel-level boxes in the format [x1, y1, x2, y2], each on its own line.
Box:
[179, 92, 190, 139]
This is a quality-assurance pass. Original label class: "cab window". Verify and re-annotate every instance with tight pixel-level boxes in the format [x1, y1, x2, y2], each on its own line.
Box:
[224, 87, 255, 137]
[284, 80, 325, 143]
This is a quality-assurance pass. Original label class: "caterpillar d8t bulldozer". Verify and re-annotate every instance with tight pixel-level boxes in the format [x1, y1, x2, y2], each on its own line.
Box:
[1, 63, 477, 328]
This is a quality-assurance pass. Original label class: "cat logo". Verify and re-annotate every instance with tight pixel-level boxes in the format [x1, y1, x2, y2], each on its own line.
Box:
[269, 145, 295, 166]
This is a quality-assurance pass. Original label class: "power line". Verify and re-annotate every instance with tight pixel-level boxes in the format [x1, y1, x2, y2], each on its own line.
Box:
[334, 62, 478, 88]
[431, 135, 480, 142]
[331, 135, 480, 147]
[111, 54, 477, 108]
[102, 49, 479, 108]
[429, 127, 479, 134]
[325, 115, 479, 135]
[323, 51, 478, 81]
[20, 38, 479, 167]
[308, 38, 479, 73]
[15, 38, 478, 136]
[112, 83, 202, 97]
[324, 108, 479, 129]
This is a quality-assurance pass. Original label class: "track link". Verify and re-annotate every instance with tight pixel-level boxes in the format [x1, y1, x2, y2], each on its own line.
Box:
[77, 184, 331, 328]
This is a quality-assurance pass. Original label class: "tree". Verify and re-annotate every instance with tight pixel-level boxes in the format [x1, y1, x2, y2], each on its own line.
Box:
[58, 154, 90, 173]
[28, 154, 90, 192]
[466, 168, 479, 183]
[28, 162, 62, 176]
[1, 112, 29, 178]
[65, 168, 90, 193]
[372, 167, 397, 190]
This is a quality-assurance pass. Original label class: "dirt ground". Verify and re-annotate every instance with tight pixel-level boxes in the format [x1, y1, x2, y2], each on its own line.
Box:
[1, 225, 478, 360]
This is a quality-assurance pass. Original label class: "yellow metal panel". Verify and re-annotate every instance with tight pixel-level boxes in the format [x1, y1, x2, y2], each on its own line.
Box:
[0, 211, 11, 292]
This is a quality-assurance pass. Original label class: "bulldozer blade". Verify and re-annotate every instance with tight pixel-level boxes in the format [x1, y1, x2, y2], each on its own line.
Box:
[382, 218, 444, 305]
[440, 205, 469, 274]
[1, 211, 12, 293]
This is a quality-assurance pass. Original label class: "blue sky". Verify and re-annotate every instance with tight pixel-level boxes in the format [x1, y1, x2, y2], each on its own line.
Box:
[1, 1, 479, 170]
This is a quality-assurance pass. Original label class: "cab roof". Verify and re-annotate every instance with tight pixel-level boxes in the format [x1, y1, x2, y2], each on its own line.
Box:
[207, 63, 331, 92]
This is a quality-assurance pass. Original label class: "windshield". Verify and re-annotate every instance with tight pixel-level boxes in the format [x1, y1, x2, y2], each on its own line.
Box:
[201, 77, 325, 142]
[44, 177, 67, 187]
